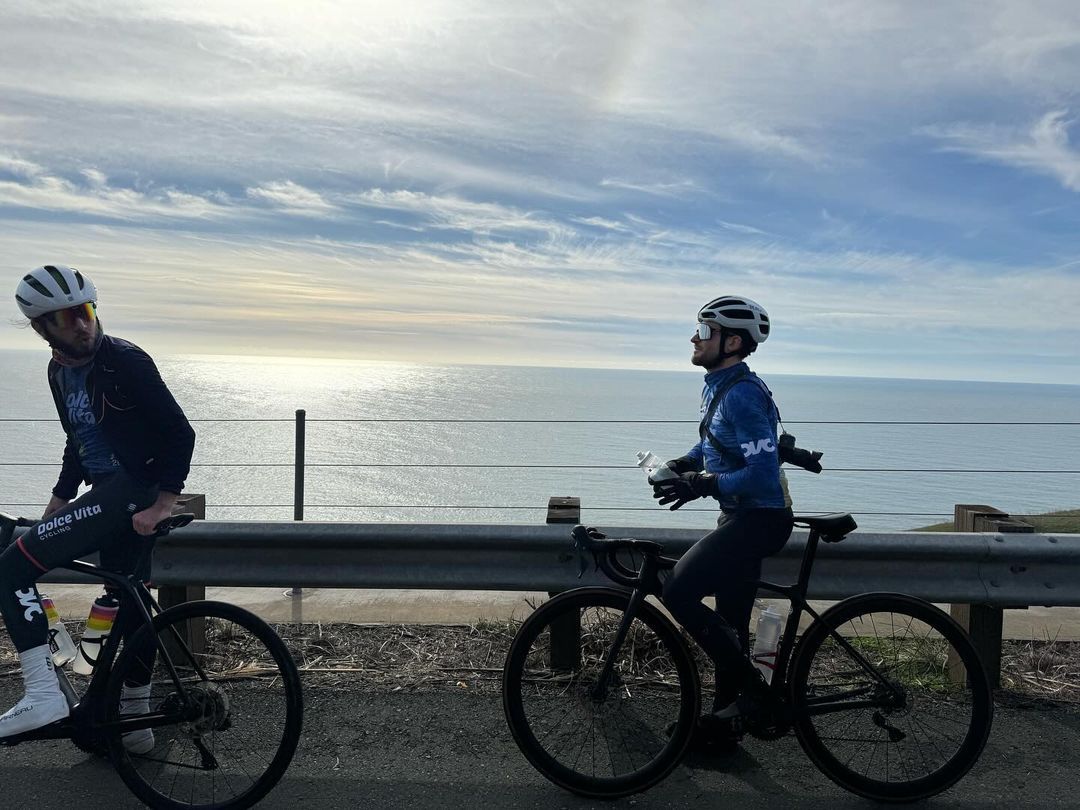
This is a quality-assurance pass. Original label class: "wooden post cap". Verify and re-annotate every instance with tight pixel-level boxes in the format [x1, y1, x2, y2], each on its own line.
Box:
[546, 496, 582, 524]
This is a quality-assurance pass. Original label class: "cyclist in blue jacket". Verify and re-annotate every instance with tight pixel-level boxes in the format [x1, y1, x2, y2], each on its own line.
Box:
[0, 265, 195, 748]
[651, 295, 794, 752]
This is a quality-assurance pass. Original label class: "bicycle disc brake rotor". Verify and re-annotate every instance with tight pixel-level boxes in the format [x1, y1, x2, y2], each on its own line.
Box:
[178, 683, 231, 738]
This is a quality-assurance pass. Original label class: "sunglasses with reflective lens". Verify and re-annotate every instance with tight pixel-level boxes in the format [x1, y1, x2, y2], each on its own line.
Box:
[47, 302, 97, 328]
[695, 322, 715, 340]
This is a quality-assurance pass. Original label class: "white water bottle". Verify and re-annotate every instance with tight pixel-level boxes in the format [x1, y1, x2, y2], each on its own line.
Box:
[73, 592, 120, 675]
[751, 604, 784, 683]
[41, 594, 78, 667]
[635, 450, 678, 482]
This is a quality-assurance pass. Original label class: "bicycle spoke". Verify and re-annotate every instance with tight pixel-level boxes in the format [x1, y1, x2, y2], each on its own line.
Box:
[791, 597, 991, 802]
[504, 591, 697, 797]
[105, 603, 301, 810]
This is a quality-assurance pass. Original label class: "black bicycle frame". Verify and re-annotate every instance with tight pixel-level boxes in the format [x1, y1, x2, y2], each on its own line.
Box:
[755, 528, 905, 715]
[14, 559, 207, 743]
[586, 526, 903, 714]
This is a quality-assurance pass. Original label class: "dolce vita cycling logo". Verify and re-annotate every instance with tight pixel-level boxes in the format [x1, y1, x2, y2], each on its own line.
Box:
[37, 504, 103, 536]
[741, 438, 776, 457]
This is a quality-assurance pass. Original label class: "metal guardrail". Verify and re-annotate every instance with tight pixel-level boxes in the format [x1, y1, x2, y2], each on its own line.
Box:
[100, 521, 1080, 608]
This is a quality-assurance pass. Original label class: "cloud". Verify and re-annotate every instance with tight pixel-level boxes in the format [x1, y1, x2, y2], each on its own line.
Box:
[0, 155, 43, 180]
[923, 110, 1080, 191]
[346, 189, 569, 237]
[599, 178, 701, 197]
[2, 2, 1080, 383]
[0, 155, 234, 221]
[246, 181, 340, 217]
[717, 219, 770, 237]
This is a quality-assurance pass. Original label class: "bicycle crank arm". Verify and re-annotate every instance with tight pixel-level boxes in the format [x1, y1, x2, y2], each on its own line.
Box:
[872, 711, 906, 742]
[0, 718, 74, 746]
[193, 737, 220, 770]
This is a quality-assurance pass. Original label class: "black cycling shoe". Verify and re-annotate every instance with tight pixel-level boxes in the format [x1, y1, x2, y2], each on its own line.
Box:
[666, 713, 743, 755]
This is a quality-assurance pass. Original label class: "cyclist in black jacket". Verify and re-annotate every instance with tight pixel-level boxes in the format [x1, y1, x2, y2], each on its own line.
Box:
[0, 265, 195, 748]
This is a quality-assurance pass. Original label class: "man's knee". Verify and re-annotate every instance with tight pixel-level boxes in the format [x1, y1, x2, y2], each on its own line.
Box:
[0, 549, 40, 591]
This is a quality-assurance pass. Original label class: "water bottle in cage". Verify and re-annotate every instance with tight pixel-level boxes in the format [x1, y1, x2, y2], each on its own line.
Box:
[40, 594, 78, 667]
[73, 591, 120, 675]
[751, 604, 784, 683]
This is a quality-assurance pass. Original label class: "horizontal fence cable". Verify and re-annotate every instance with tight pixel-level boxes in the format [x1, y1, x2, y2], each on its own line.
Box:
[2, 462, 1078, 473]
[3, 418, 1080, 425]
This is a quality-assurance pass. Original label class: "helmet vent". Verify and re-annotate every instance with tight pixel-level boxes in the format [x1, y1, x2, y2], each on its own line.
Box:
[45, 266, 72, 295]
[23, 275, 53, 297]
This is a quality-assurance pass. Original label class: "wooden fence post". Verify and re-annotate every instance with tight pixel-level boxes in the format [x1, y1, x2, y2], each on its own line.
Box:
[949, 504, 1033, 688]
[547, 496, 581, 671]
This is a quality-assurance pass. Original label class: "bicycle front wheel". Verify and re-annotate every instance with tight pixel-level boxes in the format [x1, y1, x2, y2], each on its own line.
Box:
[104, 600, 304, 810]
[789, 593, 993, 803]
[502, 587, 699, 798]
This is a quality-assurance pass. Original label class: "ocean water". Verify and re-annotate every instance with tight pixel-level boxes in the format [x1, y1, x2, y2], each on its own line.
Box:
[2, 348, 1078, 533]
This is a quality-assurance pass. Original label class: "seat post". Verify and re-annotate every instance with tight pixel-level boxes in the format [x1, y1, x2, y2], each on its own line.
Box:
[794, 528, 821, 595]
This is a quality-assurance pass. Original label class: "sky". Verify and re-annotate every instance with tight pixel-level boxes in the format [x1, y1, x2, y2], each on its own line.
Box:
[1, 1, 1079, 383]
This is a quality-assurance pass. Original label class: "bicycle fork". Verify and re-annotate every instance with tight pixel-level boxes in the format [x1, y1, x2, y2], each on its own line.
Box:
[588, 586, 651, 702]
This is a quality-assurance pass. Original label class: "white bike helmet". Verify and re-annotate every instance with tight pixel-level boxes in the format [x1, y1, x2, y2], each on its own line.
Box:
[697, 295, 770, 344]
[15, 265, 97, 319]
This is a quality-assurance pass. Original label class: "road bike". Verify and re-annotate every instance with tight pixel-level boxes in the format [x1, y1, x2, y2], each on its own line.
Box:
[502, 513, 993, 803]
[0, 511, 303, 810]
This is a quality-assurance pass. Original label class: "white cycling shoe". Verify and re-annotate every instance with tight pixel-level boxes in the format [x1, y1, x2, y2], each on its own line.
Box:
[122, 727, 155, 755]
[0, 644, 70, 739]
[120, 683, 155, 754]
[0, 692, 70, 738]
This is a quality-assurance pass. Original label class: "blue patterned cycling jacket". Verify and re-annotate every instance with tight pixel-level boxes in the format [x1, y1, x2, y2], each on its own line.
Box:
[683, 362, 790, 511]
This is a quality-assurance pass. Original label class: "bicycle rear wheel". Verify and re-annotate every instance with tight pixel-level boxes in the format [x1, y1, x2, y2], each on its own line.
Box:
[502, 587, 699, 798]
[789, 593, 992, 802]
[104, 601, 303, 810]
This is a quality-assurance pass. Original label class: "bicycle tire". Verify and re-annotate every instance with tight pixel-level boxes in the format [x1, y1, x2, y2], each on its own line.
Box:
[788, 593, 993, 802]
[502, 587, 699, 798]
[103, 600, 303, 810]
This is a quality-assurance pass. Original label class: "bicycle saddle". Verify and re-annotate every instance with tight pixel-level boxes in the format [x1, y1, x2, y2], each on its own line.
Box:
[793, 512, 857, 542]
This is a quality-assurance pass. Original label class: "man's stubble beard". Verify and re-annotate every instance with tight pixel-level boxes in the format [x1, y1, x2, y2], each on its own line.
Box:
[44, 320, 101, 360]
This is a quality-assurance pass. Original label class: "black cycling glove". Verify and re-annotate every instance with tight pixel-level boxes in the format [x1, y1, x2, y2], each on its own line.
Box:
[662, 455, 701, 476]
[652, 471, 719, 510]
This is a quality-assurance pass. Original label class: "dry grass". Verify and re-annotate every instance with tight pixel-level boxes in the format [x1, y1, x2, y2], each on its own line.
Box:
[252, 621, 1080, 705]
[1000, 639, 1080, 703]
[279, 620, 518, 692]
[3, 620, 1078, 704]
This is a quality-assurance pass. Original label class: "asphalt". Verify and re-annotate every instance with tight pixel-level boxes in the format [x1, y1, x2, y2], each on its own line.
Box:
[1, 685, 1078, 809]
[9, 586, 1077, 807]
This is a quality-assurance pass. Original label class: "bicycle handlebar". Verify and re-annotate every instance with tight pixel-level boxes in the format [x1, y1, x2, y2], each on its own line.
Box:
[569, 524, 667, 589]
[0, 512, 35, 551]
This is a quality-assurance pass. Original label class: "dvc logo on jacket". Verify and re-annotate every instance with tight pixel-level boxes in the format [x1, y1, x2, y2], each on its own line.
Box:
[741, 438, 776, 457]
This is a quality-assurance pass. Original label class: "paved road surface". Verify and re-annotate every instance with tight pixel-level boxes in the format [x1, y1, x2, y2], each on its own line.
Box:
[2, 683, 1077, 809]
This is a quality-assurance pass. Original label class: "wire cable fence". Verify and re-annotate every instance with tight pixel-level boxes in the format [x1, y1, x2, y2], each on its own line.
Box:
[3, 414, 1079, 526]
